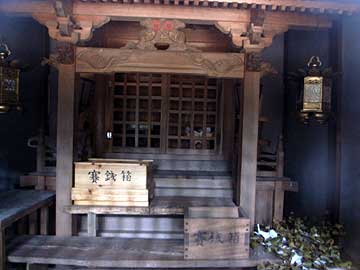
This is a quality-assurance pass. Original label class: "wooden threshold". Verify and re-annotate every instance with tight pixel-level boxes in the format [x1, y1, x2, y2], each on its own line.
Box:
[65, 196, 236, 216]
[7, 236, 279, 268]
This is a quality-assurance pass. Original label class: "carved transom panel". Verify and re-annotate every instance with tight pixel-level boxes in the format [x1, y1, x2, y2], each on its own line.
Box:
[125, 19, 198, 52]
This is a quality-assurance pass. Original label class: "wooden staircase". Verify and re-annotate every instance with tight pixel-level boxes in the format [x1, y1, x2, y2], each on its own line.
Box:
[73, 158, 236, 240]
[154, 170, 233, 198]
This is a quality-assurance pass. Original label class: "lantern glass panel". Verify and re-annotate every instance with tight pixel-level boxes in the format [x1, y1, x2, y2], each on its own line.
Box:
[303, 76, 323, 112]
[0, 66, 19, 105]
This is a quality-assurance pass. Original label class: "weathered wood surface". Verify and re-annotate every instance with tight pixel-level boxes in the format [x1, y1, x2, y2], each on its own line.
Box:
[74, 201, 150, 207]
[40, 207, 49, 235]
[184, 207, 250, 260]
[56, 63, 75, 236]
[72, 188, 149, 202]
[238, 70, 260, 228]
[154, 169, 233, 198]
[73, 3, 334, 26]
[7, 235, 278, 268]
[20, 175, 56, 191]
[65, 197, 236, 216]
[256, 178, 299, 192]
[87, 213, 97, 237]
[0, 190, 54, 270]
[0, 190, 54, 229]
[255, 178, 298, 224]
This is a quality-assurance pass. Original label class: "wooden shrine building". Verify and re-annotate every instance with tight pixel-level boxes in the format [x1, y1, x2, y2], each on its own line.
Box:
[0, 0, 359, 269]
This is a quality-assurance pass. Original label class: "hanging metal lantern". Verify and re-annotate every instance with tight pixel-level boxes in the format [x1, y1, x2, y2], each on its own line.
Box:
[297, 56, 332, 124]
[0, 42, 21, 113]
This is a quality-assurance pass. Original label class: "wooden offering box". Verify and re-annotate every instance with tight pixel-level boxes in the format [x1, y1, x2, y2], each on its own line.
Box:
[72, 159, 153, 207]
[184, 207, 250, 260]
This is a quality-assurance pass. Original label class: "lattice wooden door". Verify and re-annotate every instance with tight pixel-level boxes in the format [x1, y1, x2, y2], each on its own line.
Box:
[106, 72, 222, 154]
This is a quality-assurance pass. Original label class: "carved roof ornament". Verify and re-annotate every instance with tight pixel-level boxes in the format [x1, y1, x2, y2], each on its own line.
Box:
[32, 0, 110, 44]
[125, 19, 199, 52]
[216, 10, 288, 52]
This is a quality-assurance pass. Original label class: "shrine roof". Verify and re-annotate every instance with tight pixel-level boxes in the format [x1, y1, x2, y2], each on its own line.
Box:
[78, 0, 360, 15]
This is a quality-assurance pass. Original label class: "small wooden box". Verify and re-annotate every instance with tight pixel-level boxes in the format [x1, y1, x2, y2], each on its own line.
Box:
[72, 159, 153, 207]
[184, 207, 250, 260]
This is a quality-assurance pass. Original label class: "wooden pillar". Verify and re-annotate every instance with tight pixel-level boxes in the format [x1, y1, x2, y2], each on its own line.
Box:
[273, 182, 285, 221]
[29, 211, 38, 235]
[55, 43, 76, 236]
[87, 213, 97, 237]
[40, 206, 49, 235]
[0, 228, 5, 270]
[237, 52, 261, 227]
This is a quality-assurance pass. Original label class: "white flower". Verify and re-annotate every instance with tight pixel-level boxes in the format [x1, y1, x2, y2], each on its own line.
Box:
[290, 252, 303, 266]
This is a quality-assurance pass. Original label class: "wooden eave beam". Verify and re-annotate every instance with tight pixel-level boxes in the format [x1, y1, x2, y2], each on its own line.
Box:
[73, 3, 332, 28]
[0, 0, 332, 29]
[77, 0, 360, 15]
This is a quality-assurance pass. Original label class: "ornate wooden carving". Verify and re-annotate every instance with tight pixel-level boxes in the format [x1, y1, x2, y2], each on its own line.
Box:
[215, 11, 288, 51]
[246, 52, 262, 72]
[32, 12, 110, 44]
[125, 19, 198, 51]
[76, 47, 244, 78]
[187, 53, 244, 75]
[42, 43, 75, 68]
[53, 0, 74, 37]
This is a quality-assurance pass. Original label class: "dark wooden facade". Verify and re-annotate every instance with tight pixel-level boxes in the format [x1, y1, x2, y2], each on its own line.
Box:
[1, 0, 359, 268]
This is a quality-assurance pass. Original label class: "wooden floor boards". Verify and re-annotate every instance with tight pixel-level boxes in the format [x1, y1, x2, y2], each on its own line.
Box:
[7, 236, 277, 268]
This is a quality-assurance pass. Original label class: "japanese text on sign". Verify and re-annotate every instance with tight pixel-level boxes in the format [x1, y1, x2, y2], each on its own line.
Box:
[88, 170, 132, 183]
[192, 231, 241, 246]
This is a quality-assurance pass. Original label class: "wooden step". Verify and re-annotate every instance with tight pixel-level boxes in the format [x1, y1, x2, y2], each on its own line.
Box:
[257, 161, 277, 167]
[66, 197, 237, 216]
[154, 160, 230, 172]
[154, 171, 232, 178]
[154, 178, 233, 189]
[155, 187, 233, 198]
[78, 229, 184, 240]
[258, 153, 276, 158]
